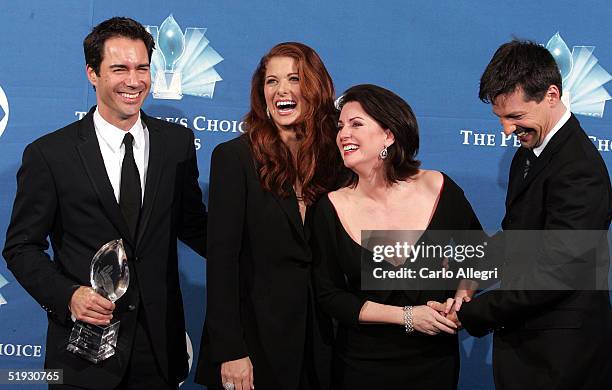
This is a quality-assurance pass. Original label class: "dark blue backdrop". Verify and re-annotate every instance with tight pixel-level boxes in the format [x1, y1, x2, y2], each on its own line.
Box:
[1, 1, 610, 388]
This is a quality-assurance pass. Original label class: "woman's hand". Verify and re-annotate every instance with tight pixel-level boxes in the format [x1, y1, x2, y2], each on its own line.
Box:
[426, 294, 474, 330]
[411, 305, 457, 335]
[221, 356, 254, 390]
[435, 295, 472, 316]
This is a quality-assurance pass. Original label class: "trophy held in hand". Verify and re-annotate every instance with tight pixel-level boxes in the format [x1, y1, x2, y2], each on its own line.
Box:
[67, 239, 129, 363]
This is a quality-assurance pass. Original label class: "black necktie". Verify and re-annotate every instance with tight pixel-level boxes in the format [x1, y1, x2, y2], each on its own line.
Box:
[120, 133, 142, 238]
[523, 150, 535, 179]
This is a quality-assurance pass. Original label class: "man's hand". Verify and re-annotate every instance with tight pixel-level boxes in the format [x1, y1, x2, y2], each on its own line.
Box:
[427, 300, 463, 329]
[221, 356, 254, 390]
[69, 286, 115, 325]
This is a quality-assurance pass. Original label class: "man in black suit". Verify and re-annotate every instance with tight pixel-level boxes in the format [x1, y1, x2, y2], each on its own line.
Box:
[3, 17, 207, 389]
[431, 40, 611, 389]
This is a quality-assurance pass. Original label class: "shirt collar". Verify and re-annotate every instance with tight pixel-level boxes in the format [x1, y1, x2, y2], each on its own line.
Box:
[532, 108, 570, 157]
[93, 108, 145, 153]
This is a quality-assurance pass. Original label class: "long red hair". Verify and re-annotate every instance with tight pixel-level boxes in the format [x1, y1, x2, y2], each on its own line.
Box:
[244, 42, 339, 205]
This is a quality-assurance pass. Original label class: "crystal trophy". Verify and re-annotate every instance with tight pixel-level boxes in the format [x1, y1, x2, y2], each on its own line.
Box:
[67, 239, 129, 363]
[152, 14, 185, 99]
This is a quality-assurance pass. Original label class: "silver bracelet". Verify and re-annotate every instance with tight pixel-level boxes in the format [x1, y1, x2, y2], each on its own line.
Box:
[403, 305, 414, 333]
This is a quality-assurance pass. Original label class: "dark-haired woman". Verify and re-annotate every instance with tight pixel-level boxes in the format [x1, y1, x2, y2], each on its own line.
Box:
[312, 84, 481, 389]
[195, 42, 339, 390]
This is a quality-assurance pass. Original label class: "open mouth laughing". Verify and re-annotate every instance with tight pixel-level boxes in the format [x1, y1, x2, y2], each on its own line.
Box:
[275, 99, 297, 115]
[119, 91, 143, 103]
[514, 126, 535, 143]
[342, 143, 359, 155]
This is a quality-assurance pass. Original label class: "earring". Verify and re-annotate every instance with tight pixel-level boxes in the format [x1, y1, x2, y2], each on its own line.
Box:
[379, 145, 388, 160]
[266, 107, 271, 119]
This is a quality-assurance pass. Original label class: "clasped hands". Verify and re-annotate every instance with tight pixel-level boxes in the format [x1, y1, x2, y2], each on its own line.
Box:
[426, 295, 470, 330]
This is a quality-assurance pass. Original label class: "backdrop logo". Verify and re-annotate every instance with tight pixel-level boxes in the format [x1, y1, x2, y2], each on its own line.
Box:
[0, 272, 8, 306]
[0, 84, 9, 138]
[546, 32, 611, 118]
[0, 342, 43, 357]
[146, 15, 223, 100]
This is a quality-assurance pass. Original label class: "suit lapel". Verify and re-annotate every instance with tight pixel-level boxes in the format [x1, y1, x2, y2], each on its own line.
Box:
[271, 184, 306, 244]
[304, 206, 313, 242]
[506, 148, 528, 207]
[76, 108, 135, 247]
[136, 113, 166, 247]
[507, 115, 576, 207]
[516, 151, 552, 194]
[247, 144, 307, 244]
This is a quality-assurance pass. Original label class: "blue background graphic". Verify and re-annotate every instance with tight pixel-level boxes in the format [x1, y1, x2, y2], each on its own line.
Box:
[1, 1, 610, 389]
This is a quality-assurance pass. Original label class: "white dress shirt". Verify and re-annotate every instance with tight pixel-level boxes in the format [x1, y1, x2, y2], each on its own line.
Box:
[93, 108, 149, 203]
[533, 108, 570, 157]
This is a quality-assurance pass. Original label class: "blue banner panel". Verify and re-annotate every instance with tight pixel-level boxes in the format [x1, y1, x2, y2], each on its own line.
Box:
[1, 1, 610, 389]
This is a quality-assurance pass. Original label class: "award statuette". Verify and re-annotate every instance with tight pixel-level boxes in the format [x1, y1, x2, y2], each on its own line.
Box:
[151, 15, 186, 99]
[67, 239, 129, 363]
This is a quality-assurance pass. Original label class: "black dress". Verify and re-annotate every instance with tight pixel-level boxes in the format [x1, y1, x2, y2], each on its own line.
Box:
[311, 173, 483, 390]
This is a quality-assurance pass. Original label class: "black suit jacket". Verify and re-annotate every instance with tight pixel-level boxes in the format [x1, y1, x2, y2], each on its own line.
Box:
[3, 107, 207, 389]
[195, 135, 331, 390]
[458, 114, 612, 390]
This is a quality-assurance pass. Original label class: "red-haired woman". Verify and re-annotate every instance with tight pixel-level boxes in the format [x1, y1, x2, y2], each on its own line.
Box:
[195, 42, 339, 390]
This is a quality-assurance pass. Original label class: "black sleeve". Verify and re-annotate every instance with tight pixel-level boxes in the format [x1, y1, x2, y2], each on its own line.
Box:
[459, 160, 606, 337]
[311, 197, 367, 326]
[204, 141, 249, 362]
[437, 175, 493, 288]
[3, 142, 76, 325]
[177, 130, 207, 258]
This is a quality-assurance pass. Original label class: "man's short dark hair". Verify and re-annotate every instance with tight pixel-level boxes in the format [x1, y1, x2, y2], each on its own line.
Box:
[337, 84, 421, 187]
[84, 17, 155, 75]
[479, 39, 562, 104]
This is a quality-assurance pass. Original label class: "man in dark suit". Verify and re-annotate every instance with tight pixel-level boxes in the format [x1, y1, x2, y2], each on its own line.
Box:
[3, 17, 207, 389]
[431, 40, 611, 389]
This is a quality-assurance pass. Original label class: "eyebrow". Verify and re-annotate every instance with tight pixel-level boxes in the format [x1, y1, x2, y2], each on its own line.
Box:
[337, 116, 365, 124]
[265, 72, 298, 78]
[109, 63, 150, 69]
[496, 111, 524, 118]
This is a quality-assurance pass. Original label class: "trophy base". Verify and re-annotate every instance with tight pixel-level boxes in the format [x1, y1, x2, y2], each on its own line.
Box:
[67, 319, 120, 363]
[152, 91, 183, 100]
[153, 71, 183, 100]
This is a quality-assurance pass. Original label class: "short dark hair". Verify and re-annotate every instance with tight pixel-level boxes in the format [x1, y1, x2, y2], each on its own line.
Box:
[337, 84, 421, 187]
[84, 17, 155, 75]
[479, 39, 562, 104]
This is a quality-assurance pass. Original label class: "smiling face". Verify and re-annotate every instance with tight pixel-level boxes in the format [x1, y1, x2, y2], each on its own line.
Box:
[263, 56, 304, 130]
[86, 36, 151, 130]
[492, 86, 559, 149]
[337, 101, 394, 173]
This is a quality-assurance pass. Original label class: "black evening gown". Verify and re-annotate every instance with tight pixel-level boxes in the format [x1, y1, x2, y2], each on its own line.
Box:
[312, 173, 484, 390]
